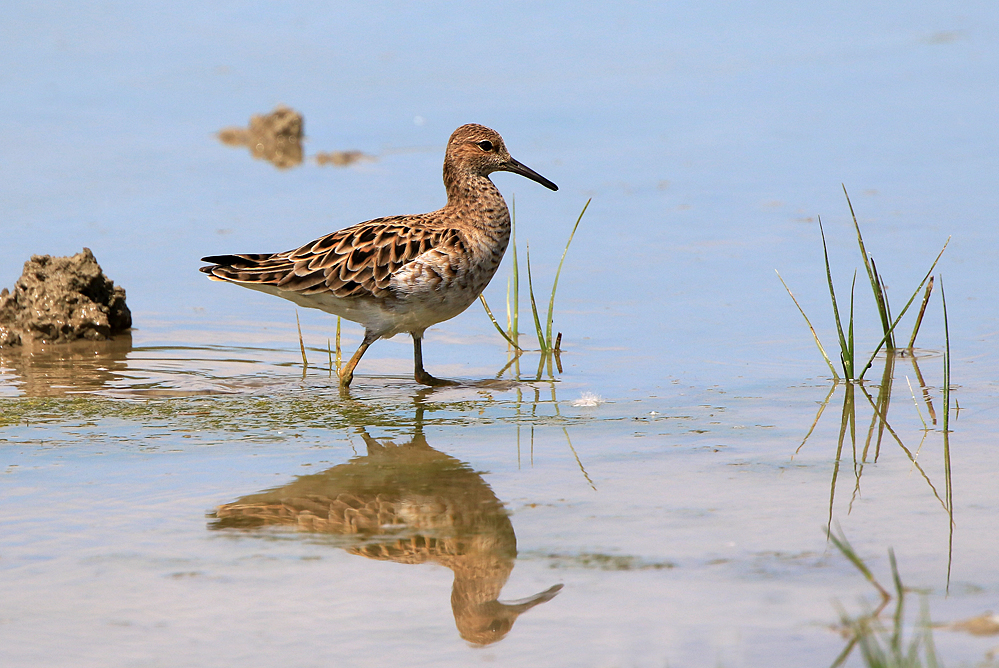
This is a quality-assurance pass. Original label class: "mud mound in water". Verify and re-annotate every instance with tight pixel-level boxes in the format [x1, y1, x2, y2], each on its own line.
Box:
[0, 248, 131, 347]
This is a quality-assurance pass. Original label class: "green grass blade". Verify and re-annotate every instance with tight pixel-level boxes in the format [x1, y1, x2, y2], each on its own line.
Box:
[907, 276, 934, 350]
[870, 258, 895, 348]
[545, 199, 590, 348]
[857, 237, 949, 379]
[525, 244, 548, 353]
[480, 294, 522, 350]
[880, 271, 893, 339]
[941, 276, 951, 436]
[776, 270, 839, 379]
[941, 275, 953, 590]
[510, 196, 519, 341]
[819, 217, 851, 378]
[295, 310, 308, 375]
[505, 276, 512, 333]
[843, 186, 893, 346]
[335, 316, 342, 374]
[847, 271, 856, 379]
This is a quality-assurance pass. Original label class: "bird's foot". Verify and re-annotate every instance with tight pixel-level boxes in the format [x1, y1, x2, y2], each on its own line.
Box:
[415, 368, 458, 387]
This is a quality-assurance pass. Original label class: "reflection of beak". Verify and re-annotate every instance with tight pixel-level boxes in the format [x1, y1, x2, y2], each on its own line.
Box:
[505, 157, 559, 191]
[500, 583, 564, 613]
[456, 583, 564, 645]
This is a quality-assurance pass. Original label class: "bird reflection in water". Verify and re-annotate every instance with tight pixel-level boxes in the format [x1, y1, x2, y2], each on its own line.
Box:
[209, 423, 562, 645]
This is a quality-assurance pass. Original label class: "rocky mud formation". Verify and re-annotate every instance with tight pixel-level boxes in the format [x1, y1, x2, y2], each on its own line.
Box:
[0, 248, 131, 347]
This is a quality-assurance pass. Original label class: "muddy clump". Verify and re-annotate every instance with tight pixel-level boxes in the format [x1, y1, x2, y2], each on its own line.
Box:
[218, 105, 304, 169]
[0, 248, 131, 347]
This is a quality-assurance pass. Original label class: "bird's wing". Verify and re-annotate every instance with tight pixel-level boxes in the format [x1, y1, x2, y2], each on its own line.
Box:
[201, 215, 460, 299]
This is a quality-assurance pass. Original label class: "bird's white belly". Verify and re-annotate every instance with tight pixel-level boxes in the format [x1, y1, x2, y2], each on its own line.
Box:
[236, 282, 479, 338]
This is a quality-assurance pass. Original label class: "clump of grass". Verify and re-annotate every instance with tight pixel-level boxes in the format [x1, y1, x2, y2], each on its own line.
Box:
[779, 186, 948, 381]
[480, 198, 590, 362]
[295, 312, 344, 379]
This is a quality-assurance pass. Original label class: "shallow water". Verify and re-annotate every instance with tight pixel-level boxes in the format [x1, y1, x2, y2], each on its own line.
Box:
[3, 2, 999, 666]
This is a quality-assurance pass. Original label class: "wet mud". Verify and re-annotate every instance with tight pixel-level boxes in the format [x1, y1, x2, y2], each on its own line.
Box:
[0, 248, 130, 347]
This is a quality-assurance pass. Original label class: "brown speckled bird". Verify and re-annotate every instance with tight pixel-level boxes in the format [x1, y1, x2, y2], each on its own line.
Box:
[201, 124, 557, 388]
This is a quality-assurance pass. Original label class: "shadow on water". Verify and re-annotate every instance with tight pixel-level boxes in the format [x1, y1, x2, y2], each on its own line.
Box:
[793, 351, 955, 588]
[207, 398, 564, 646]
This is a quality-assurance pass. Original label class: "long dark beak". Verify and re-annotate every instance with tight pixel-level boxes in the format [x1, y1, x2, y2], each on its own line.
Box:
[505, 157, 558, 191]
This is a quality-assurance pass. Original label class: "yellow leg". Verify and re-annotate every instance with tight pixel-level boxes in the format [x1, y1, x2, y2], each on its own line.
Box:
[339, 330, 378, 388]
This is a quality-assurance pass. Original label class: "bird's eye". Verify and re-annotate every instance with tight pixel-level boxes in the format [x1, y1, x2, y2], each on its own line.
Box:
[476, 140, 494, 152]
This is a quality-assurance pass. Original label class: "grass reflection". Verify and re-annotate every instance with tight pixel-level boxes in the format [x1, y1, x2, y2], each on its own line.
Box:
[795, 353, 954, 587]
[829, 527, 941, 668]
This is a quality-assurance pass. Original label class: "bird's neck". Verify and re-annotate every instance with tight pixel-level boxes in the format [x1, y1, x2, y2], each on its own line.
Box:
[443, 170, 511, 235]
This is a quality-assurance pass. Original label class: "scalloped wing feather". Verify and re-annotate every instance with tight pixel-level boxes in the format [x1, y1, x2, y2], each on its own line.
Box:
[201, 216, 461, 300]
